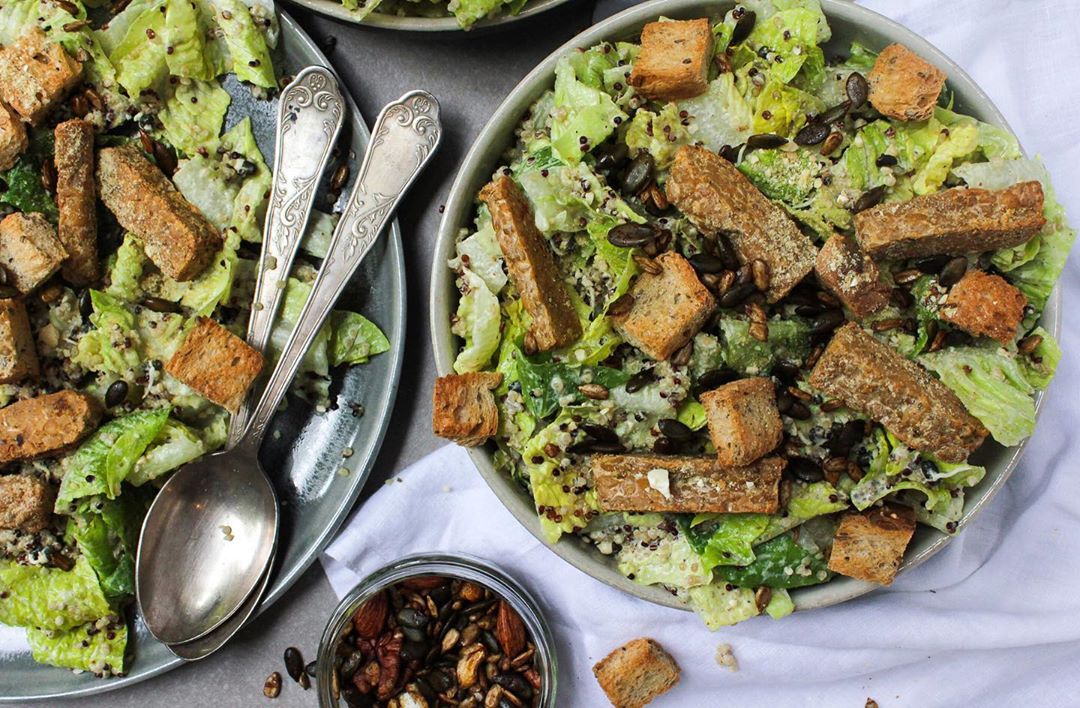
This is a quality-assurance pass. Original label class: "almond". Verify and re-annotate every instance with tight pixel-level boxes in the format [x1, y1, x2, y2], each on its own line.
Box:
[352, 590, 388, 639]
[495, 600, 527, 658]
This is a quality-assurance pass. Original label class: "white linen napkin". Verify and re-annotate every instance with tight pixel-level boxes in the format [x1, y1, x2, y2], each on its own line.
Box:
[324, 1, 1080, 705]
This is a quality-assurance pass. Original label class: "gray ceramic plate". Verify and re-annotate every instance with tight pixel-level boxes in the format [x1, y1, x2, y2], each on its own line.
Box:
[0, 11, 405, 702]
[281, 0, 572, 32]
[430, 0, 1061, 612]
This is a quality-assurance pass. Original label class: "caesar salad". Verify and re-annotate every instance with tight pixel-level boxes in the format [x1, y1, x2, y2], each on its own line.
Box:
[435, 2, 1074, 629]
[0, 0, 388, 676]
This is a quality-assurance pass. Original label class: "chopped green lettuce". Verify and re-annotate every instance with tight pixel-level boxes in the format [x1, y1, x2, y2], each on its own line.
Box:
[329, 311, 390, 366]
[713, 532, 831, 589]
[514, 348, 628, 419]
[715, 317, 810, 375]
[680, 514, 770, 569]
[911, 121, 978, 195]
[66, 492, 150, 603]
[0, 556, 112, 632]
[677, 74, 754, 151]
[55, 408, 172, 509]
[618, 528, 712, 588]
[128, 417, 206, 485]
[157, 80, 231, 156]
[448, 0, 506, 29]
[522, 410, 600, 542]
[109, 2, 168, 97]
[27, 622, 127, 674]
[516, 152, 643, 235]
[752, 78, 824, 136]
[738, 147, 820, 205]
[0, 158, 58, 220]
[684, 583, 759, 630]
[920, 347, 1037, 446]
[764, 587, 795, 619]
[550, 56, 626, 165]
[454, 215, 506, 294]
[624, 103, 690, 171]
[746, 6, 827, 88]
[208, 0, 274, 87]
[105, 234, 147, 302]
[164, 0, 223, 80]
[451, 267, 501, 374]
[73, 290, 142, 376]
[1018, 327, 1061, 390]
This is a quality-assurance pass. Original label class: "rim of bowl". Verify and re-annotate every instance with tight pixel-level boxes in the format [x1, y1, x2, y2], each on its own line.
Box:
[429, 0, 1062, 612]
[316, 553, 558, 706]
[280, 0, 574, 33]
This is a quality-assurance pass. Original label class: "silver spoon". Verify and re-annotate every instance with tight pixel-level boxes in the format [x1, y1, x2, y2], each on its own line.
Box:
[136, 90, 442, 648]
[226, 66, 346, 449]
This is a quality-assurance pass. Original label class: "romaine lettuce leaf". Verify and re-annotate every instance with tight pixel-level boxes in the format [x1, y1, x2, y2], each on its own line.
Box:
[55, 408, 171, 509]
[747, 7, 826, 88]
[715, 316, 810, 375]
[451, 267, 501, 374]
[738, 147, 820, 205]
[752, 78, 824, 137]
[0, 158, 59, 220]
[550, 56, 626, 165]
[221, 118, 271, 242]
[680, 513, 771, 569]
[207, 0, 274, 87]
[66, 491, 150, 603]
[73, 290, 142, 376]
[157, 79, 231, 156]
[617, 527, 712, 588]
[919, 347, 1036, 446]
[514, 347, 628, 419]
[911, 121, 977, 195]
[713, 532, 831, 589]
[448, 0, 506, 28]
[27, 621, 127, 674]
[329, 310, 390, 366]
[128, 417, 206, 486]
[677, 74, 754, 152]
[624, 103, 690, 171]
[522, 410, 600, 542]
[0, 556, 112, 631]
[684, 583, 759, 630]
[109, 3, 169, 97]
[453, 214, 506, 294]
[105, 234, 147, 302]
[1018, 327, 1061, 390]
[163, 0, 220, 80]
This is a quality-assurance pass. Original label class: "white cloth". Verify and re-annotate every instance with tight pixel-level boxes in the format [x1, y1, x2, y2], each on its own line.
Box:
[324, 1, 1080, 706]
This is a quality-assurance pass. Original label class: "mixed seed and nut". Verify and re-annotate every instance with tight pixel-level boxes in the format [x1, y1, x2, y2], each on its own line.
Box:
[330, 576, 541, 707]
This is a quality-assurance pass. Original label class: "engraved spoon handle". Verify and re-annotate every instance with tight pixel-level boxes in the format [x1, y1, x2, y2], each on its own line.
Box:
[238, 91, 442, 450]
[226, 66, 345, 449]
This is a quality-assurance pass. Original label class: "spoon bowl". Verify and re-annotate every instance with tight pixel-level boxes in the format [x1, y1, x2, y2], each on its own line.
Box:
[136, 445, 276, 645]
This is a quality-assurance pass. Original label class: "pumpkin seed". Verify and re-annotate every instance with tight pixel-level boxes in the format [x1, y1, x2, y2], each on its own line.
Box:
[620, 152, 654, 194]
[719, 282, 755, 308]
[794, 121, 829, 146]
[938, 256, 968, 287]
[745, 133, 788, 153]
[787, 457, 823, 482]
[607, 222, 658, 248]
[657, 418, 693, 441]
[730, 9, 756, 45]
[846, 72, 869, 108]
[851, 185, 887, 213]
[688, 253, 726, 274]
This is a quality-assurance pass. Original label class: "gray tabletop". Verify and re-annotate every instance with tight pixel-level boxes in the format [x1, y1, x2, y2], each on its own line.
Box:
[44, 3, 595, 707]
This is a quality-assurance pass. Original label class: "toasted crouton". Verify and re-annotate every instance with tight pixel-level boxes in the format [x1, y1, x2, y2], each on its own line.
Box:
[97, 146, 221, 281]
[0, 391, 102, 465]
[940, 270, 1027, 344]
[0, 475, 55, 532]
[54, 119, 98, 286]
[808, 323, 986, 462]
[0, 102, 27, 172]
[165, 317, 264, 413]
[700, 377, 783, 467]
[854, 182, 1045, 260]
[867, 44, 946, 122]
[479, 175, 581, 352]
[0, 299, 38, 384]
[593, 638, 680, 708]
[814, 234, 890, 317]
[591, 454, 784, 514]
[666, 145, 817, 302]
[0, 212, 68, 293]
[611, 252, 715, 360]
[0, 28, 83, 125]
[628, 19, 712, 101]
[432, 372, 502, 447]
[827, 505, 916, 585]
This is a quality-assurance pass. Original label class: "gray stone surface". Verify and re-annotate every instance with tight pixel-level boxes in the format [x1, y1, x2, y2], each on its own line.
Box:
[52, 4, 592, 707]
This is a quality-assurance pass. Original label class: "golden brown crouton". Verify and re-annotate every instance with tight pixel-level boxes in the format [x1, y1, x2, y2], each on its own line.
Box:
[827, 505, 916, 585]
[165, 317, 264, 413]
[666, 145, 817, 302]
[97, 145, 221, 281]
[700, 377, 783, 467]
[854, 182, 1045, 261]
[432, 372, 502, 447]
[867, 44, 946, 122]
[0, 298, 38, 384]
[940, 270, 1027, 344]
[0, 28, 83, 125]
[809, 323, 986, 462]
[0, 101, 27, 172]
[478, 175, 581, 352]
[628, 19, 713, 102]
[0, 212, 68, 293]
[814, 234, 890, 318]
[591, 454, 784, 514]
[593, 638, 680, 708]
[0, 475, 55, 532]
[54, 119, 98, 286]
[0, 391, 102, 465]
[611, 252, 715, 361]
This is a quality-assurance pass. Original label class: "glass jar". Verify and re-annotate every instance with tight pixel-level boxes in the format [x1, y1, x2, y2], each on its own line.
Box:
[316, 553, 558, 706]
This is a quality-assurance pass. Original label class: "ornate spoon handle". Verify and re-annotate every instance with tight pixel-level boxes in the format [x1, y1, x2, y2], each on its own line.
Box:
[227, 66, 345, 449]
[239, 91, 442, 450]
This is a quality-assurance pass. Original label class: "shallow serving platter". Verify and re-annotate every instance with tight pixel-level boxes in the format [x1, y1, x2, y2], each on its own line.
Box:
[282, 0, 572, 33]
[0, 11, 406, 702]
[431, 0, 1061, 612]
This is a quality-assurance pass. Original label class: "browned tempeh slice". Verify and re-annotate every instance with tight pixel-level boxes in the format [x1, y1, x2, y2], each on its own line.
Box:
[854, 182, 1045, 260]
[808, 323, 986, 462]
[827, 504, 916, 585]
[479, 174, 581, 352]
[0, 298, 38, 384]
[666, 145, 817, 302]
[590, 454, 784, 514]
[97, 145, 221, 281]
[0, 391, 102, 464]
[54, 119, 99, 286]
[0, 475, 56, 533]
